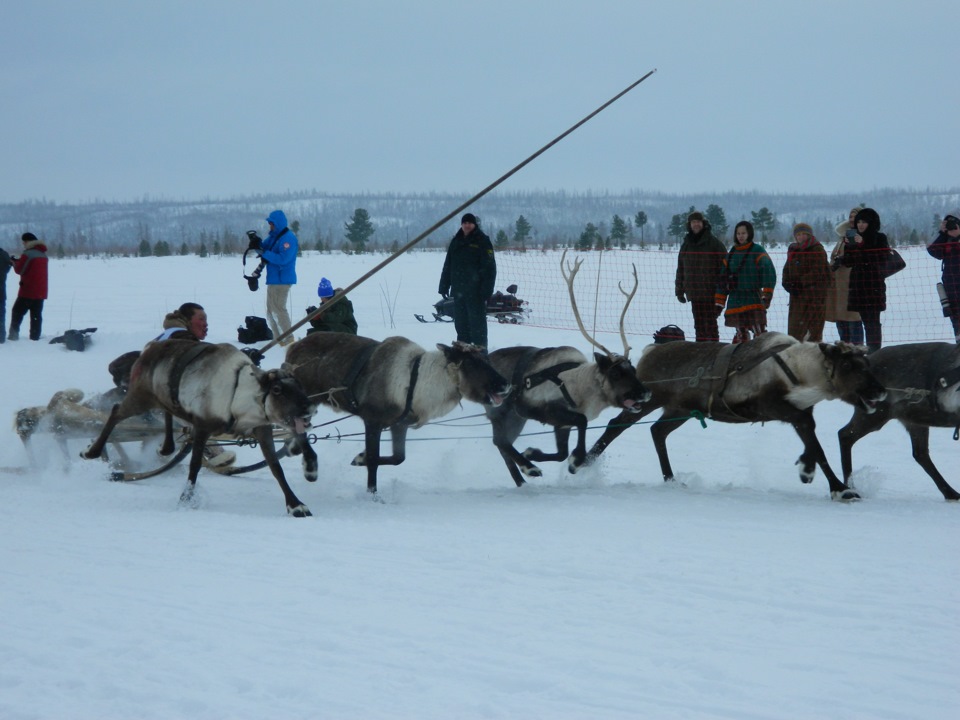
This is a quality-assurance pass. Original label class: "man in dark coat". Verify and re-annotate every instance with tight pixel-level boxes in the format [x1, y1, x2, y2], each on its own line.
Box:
[9, 232, 49, 341]
[0, 245, 10, 343]
[675, 211, 726, 341]
[839, 207, 889, 352]
[438, 213, 496, 348]
[927, 208, 960, 343]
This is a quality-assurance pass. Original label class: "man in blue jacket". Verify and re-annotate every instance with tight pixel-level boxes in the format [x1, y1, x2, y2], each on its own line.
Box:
[249, 209, 298, 345]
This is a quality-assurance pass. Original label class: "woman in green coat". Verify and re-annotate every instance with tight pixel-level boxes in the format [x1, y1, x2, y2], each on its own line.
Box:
[715, 221, 776, 343]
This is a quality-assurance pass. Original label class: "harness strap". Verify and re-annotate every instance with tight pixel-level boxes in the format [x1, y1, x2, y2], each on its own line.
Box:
[772, 353, 801, 386]
[169, 343, 219, 412]
[342, 342, 379, 413]
[523, 361, 583, 407]
[707, 343, 742, 416]
[396, 356, 423, 425]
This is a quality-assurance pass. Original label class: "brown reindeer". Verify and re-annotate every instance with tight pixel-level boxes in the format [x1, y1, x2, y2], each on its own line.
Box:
[838, 342, 960, 500]
[586, 332, 887, 501]
[285, 334, 511, 494]
[81, 339, 318, 516]
[485, 251, 651, 487]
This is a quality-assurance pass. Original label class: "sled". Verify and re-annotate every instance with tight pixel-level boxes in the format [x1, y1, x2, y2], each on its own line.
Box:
[415, 284, 530, 325]
[13, 389, 298, 482]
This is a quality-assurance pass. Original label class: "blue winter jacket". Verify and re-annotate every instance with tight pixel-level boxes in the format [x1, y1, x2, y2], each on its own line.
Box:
[260, 209, 298, 285]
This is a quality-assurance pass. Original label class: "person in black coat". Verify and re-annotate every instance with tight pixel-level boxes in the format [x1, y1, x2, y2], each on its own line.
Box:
[839, 207, 888, 352]
[438, 213, 497, 348]
[927, 208, 960, 343]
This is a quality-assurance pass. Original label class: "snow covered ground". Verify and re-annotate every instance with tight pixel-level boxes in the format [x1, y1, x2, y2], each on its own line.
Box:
[1, 250, 958, 720]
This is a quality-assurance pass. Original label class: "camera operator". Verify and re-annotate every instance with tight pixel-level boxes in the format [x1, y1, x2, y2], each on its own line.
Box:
[927, 209, 960, 343]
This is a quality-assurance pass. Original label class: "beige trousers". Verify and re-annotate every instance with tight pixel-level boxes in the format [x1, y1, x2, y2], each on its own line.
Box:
[266, 284, 293, 343]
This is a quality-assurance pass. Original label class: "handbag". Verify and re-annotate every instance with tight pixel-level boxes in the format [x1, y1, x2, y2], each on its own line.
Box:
[881, 248, 906, 279]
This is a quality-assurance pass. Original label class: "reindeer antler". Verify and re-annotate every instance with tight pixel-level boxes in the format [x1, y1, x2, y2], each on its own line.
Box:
[560, 249, 616, 357]
[617, 264, 638, 359]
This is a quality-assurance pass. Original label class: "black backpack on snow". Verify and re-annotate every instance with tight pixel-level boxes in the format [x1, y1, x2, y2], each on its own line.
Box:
[237, 315, 273, 344]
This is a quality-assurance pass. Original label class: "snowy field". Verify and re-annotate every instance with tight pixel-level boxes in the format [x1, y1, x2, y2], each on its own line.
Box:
[1, 249, 958, 720]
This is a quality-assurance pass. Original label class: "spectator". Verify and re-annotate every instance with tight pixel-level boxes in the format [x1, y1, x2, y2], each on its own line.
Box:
[675, 211, 726, 342]
[838, 207, 888, 352]
[0, 245, 10, 343]
[826, 207, 866, 344]
[306, 277, 358, 335]
[782, 222, 830, 342]
[153, 302, 208, 342]
[247, 210, 298, 346]
[438, 213, 496, 348]
[927, 208, 960, 343]
[715, 221, 776, 343]
[9, 232, 49, 341]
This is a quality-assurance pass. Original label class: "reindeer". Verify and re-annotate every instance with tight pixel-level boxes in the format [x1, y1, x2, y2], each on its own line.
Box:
[585, 332, 887, 501]
[81, 340, 318, 516]
[838, 342, 960, 500]
[485, 251, 651, 487]
[285, 335, 511, 494]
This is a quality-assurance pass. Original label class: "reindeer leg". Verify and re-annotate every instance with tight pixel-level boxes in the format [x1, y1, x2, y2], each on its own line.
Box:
[791, 411, 859, 502]
[524, 426, 571, 463]
[376, 425, 408, 466]
[159, 412, 176, 456]
[491, 410, 539, 486]
[837, 407, 888, 485]
[252, 425, 312, 516]
[295, 433, 319, 483]
[586, 406, 654, 464]
[179, 429, 210, 508]
[904, 422, 960, 501]
[650, 411, 690, 482]
[352, 422, 383, 493]
[81, 403, 129, 460]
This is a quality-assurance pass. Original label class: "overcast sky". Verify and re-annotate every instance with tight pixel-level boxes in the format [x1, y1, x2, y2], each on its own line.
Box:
[3, 1, 957, 204]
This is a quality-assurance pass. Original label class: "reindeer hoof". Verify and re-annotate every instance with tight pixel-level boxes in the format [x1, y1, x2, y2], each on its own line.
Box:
[521, 466, 542, 478]
[351, 452, 367, 466]
[831, 488, 861, 502]
[288, 504, 312, 517]
[179, 486, 200, 509]
[521, 447, 539, 460]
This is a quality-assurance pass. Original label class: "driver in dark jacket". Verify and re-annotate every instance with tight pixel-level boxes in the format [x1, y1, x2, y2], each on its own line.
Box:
[438, 213, 496, 348]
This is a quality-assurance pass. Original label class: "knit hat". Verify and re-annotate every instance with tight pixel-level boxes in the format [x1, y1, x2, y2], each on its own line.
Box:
[687, 211, 705, 223]
[793, 222, 814, 237]
[21, 232, 37, 243]
[317, 277, 334, 298]
[461, 213, 478, 225]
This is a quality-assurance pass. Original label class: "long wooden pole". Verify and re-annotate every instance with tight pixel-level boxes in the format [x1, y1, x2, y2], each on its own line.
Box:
[256, 69, 657, 359]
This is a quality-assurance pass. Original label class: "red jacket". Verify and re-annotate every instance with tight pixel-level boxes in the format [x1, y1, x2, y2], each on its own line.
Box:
[14, 240, 49, 299]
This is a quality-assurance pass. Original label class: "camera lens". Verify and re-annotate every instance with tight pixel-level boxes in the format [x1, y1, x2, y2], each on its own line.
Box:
[946, 219, 959, 231]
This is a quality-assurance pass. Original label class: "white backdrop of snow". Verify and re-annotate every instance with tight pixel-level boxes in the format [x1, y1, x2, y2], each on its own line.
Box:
[1, 251, 957, 720]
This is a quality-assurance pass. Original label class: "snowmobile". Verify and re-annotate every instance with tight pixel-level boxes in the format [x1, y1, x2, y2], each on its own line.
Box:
[415, 284, 530, 325]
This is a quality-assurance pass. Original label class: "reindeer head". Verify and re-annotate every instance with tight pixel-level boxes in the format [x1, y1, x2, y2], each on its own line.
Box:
[438, 342, 512, 407]
[819, 342, 886, 414]
[595, 352, 651, 413]
[260, 367, 318, 433]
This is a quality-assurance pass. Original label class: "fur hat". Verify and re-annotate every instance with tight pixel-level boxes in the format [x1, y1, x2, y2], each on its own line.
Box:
[317, 277, 334, 298]
[854, 207, 881, 232]
[793, 222, 814, 237]
[21, 232, 37, 243]
[687, 211, 705, 223]
[461, 213, 478, 225]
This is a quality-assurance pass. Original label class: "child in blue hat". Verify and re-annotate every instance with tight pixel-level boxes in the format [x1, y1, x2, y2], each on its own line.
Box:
[305, 278, 358, 335]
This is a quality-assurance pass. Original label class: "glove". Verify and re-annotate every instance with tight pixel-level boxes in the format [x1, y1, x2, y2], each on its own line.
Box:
[305, 305, 318, 316]
[245, 275, 259, 292]
[246, 231, 262, 250]
[761, 291, 772, 309]
[240, 347, 264, 367]
[676, 291, 686, 304]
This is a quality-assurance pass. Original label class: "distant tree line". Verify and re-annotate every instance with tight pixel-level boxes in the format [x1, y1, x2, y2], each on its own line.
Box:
[2, 188, 952, 258]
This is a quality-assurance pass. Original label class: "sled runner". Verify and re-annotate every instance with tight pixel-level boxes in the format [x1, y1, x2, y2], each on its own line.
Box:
[415, 284, 530, 325]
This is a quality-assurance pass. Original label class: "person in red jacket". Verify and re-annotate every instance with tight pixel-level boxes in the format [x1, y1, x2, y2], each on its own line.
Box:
[9, 232, 49, 341]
